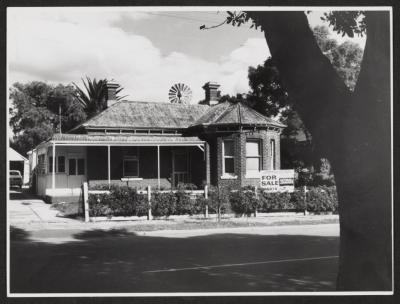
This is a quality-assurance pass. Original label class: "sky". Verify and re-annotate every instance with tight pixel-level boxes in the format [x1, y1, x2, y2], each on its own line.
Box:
[7, 8, 366, 104]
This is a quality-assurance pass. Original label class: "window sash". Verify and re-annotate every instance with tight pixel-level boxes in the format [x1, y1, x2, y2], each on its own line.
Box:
[57, 156, 65, 173]
[123, 159, 139, 177]
[246, 140, 261, 173]
[246, 141, 260, 157]
[223, 140, 234, 157]
[246, 157, 261, 172]
[223, 140, 235, 174]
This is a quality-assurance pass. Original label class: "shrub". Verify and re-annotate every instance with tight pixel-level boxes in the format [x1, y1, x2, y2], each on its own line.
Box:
[175, 190, 197, 215]
[176, 183, 198, 190]
[305, 186, 338, 214]
[290, 190, 306, 212]
[194, 196, 209, 215]
[207, 186, 231, 218]
[107, 186, 137, 216]
[88, 193, 112, 217]
[260, 192, 293, 212]
[88, 186, 147, 217]
[312, 173, 336, 187]
[229, 190, 261, 216]
[151, 192, 177, 217]
[89, 183, 111, 190]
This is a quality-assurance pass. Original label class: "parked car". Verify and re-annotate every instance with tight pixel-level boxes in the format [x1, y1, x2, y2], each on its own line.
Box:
[9, 170, 23, 188]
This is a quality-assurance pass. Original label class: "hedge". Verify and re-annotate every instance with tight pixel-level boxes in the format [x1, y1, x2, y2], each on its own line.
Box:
[87, 184, 338, 218]
[88, 186, 148, 217]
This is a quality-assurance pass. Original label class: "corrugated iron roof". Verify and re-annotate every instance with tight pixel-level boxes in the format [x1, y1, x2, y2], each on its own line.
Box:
[190, 102, 286, 128]
[50, 133, 203, 144]
[81, 100, 210, 130]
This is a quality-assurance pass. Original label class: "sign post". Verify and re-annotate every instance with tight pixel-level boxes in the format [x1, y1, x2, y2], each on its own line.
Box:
[259, 170, 295, 193]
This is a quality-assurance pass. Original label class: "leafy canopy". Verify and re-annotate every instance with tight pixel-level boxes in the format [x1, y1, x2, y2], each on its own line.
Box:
[9, 82, 87, 155]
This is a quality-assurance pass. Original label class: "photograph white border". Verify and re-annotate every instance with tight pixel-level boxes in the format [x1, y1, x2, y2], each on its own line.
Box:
[6, 5, 394, 298]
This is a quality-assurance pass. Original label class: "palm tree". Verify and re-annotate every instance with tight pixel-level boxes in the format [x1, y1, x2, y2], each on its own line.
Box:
[73, 77, 126, 118]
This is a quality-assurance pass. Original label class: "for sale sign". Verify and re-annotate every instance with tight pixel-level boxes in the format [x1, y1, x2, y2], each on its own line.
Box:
[260, 170, 295, 193]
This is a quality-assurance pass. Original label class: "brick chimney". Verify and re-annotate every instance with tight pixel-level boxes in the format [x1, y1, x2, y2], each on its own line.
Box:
[202, 82, 220, 106]
[106, 79, 120, 108]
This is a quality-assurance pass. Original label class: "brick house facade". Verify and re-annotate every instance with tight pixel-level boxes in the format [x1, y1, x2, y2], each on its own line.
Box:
[31, 81, 285, 202]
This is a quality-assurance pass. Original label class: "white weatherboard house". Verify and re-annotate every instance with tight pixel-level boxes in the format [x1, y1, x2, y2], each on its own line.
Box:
[30, 82, 285, 203]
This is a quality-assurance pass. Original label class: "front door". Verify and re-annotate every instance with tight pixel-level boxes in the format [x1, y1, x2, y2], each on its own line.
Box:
[172, 150, 189, 188]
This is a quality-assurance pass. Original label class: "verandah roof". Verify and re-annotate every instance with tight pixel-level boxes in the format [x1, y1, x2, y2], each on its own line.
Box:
[36, 133, 204, 149]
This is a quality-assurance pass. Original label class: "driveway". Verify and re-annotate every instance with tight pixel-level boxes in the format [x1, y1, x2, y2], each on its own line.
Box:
[8, 189, 78, 226]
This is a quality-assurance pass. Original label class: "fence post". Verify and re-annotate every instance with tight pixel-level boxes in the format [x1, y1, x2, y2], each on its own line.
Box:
[147, 185, 152, 220]
[254, 186, 258, 217]
[204, 185, 208, 218]
[303, 185, 309, 215]
[83, 182, 89, 223]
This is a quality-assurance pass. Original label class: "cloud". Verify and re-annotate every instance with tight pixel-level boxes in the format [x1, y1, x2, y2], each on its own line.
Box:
[8, 8, 270, 103]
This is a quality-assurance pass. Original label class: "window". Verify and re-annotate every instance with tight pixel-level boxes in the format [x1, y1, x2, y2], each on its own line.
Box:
[246, 140, 261, 174]
[123, 147, 139, 177]
[69, 158, 85, 175]
[123, 156, 139, 177]
[37, 154, 46, 175]
[58, 156, 65, 173]
[270, 139, 276, 170]
[48, 156, 65, 173]
[223, 140, 235, 175]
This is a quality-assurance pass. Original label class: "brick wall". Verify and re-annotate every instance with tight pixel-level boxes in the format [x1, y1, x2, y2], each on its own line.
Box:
[206, 128, 282, 189]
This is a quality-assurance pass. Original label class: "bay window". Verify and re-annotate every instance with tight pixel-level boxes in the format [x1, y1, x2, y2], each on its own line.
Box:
[246, 140, 261, 175]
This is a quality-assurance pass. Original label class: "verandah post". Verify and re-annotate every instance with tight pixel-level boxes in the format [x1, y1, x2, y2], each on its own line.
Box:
[147, 185, 152, 220]
[303, 185, 309, 215]
[204, 184, 208, 218]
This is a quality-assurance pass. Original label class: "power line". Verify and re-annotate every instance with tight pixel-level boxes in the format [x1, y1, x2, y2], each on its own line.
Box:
[144, 12, 224, 24]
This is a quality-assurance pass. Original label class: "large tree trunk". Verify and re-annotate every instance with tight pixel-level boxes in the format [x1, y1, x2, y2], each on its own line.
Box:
[248, 11, 391, 290]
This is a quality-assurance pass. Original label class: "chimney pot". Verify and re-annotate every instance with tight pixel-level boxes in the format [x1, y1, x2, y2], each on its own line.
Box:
[202, 82, 220, 106]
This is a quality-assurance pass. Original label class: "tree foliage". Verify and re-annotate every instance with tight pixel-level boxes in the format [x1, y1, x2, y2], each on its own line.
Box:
[9, 82, 87, 155]
[73, 77, 126, 118]
[321, 11, 366, 38]
[313, 25, 363, 90]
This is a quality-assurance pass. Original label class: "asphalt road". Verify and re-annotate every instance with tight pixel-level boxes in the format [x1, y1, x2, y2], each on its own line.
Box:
[10, 224, 339, 294]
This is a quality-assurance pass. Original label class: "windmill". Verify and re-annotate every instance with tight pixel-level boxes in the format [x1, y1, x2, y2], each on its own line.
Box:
[168, 83, 192, 104]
